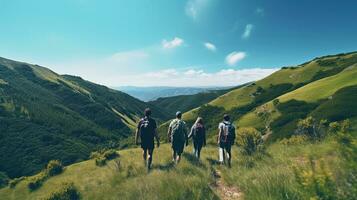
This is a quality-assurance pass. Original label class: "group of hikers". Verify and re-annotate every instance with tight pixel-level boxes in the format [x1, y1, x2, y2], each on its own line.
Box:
[135, 108, 236, 170]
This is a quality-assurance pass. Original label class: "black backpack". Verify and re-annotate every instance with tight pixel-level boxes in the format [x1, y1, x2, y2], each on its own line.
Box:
[140, 117, 154, 140]
[193, 124, 204, 140]
[221, 122, 236, 144]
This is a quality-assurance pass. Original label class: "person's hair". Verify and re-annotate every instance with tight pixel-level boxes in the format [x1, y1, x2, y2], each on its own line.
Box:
[144, 108, 152, 117]
[195, 117, 204, 126]
[176, 112, 182, 119]
[223, 114, 230, 121]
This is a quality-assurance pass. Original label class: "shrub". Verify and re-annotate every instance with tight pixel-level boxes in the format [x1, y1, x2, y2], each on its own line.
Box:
[295, 117, 327, 139]
[28, 172, 47, 191]
[45, 182, 80, 200]
[279, 135, 309, 145]
[95, 156, 107, 166]
[102, 149, 119, 160]
[91, 149, 119, 166]
[328, 122, 340, 134]
[8, 176, 25, 188]
[340, 119, 351, 133]
[236, 127, 263, 155]
[0, 171, 9, 188]
[46, 160, 63, 176]
[293, 158, 337, 199]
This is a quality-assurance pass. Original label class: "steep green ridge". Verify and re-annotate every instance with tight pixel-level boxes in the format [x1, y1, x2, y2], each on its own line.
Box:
[149, 86, 242, 115]
[0, 57, 169, 179]
[175, 52, 357, 141]
[238, 65, 357, 140]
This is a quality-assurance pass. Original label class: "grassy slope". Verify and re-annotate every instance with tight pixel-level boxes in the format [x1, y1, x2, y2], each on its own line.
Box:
[237, 66, 357, 133]
[1, 129, 355, 200]
[0, 57, 169, 178]
[177, 52, 357, 139]
[149, 86, 238, 115]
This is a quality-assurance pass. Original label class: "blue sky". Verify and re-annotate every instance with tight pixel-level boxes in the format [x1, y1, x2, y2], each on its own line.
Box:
[1, 0, 357, 86]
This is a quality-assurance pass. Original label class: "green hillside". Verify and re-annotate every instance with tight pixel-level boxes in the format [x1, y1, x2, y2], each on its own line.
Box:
[0, 57, 169, 179]
[175, 52, 357, 142]
[238, 64, 357, 140]
[149, 86, 241, 115]
[1, 123, 356, 199]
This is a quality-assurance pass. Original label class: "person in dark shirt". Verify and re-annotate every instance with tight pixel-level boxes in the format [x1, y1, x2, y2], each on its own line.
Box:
[135, 108, 160, 170]
[188, 117, 206, 160]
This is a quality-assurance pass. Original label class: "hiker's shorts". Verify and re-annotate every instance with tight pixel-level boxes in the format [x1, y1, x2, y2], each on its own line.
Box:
[141, 140, 154, 150]
[172, 140, 185, 154]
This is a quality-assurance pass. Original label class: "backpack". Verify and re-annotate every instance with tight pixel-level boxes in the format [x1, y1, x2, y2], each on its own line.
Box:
[221, 122, 236, 144]
[171, 119, 186, 142]
[140, 117, 154, 140]
[193, 124, 204, 140]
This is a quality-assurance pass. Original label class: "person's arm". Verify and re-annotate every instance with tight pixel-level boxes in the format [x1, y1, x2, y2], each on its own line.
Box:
[203, 127, 207, 146]
[167, 123, 172, 142]
[135, 128, 140, 145]
[154, 129, 160, 147]
[217, 124, 222, 144]
[188, 126, 194, 139]
[184, 123, 189, 146]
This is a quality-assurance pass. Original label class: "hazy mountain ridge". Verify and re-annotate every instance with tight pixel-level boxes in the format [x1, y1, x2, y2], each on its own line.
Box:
[116, 86, 232, 101]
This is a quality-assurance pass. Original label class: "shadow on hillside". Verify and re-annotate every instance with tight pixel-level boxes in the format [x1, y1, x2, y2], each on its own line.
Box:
[182, 152, 207, 169]
[206, 158, 221, 166]
[152, 162, 175, 171]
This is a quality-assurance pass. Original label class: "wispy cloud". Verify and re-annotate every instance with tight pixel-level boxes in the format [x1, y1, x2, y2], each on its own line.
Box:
[185, 0, 210, 21]
[225, 51, 246, 66]
[204, 42, 216, 51]
[255, 7, 264, 16]
[162, 37, 184, 49]
[114, 68, 278, 87]
[242, 24, 254, 39]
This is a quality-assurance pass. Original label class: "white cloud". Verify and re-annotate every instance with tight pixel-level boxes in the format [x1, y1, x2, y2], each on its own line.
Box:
[255, 7, 264, 16]
[204, 42, 216, 51]
[185, 0, 210, 20]
[162, 37, 184, 49]
[225, 51, 246, 66]
[114, 68, 279, 87]
[145, 69, 179, 78]
[242, 24, 254, 39]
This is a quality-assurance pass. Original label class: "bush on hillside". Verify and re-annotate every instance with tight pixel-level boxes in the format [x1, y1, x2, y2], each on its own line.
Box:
[46, 160, 63, 176]
[279, 135, 309, 145]
[90, 149, 119, 166]
[28, 172, 47, 191]
[8, 176, 26, 188]
[45, 182, 80, 200]
[295, 117, 328, 139]
[293, 158, 337, 199]
[236, 127, 263, 155]
[0, 171, 9, 188]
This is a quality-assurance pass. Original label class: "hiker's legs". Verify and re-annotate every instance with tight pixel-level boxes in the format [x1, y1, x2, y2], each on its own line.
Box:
[226, 145, 232, 166]
[147, 149, 153, 169]
[196, 145, 202, 159]
[193, 143, 199, 158]
[143, 149, 147, 161]
[172, 150, 177, 162]
[218, 147, 225, 163]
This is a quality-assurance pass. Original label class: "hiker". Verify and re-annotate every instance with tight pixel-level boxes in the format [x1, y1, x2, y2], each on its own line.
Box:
[188, 117, 206, 160]
[168, 111, 188, 164]
[217, 114, 236, 166]
[135, 108, 160, 170]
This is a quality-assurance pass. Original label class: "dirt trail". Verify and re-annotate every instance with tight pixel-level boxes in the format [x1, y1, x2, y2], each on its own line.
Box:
[210, 169, 243, 200]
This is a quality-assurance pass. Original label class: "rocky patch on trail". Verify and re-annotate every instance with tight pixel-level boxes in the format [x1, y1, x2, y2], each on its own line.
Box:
[210, 169, 243, 200]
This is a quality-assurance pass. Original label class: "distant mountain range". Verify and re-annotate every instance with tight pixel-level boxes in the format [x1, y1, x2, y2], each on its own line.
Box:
[115, 86, 232, 101]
